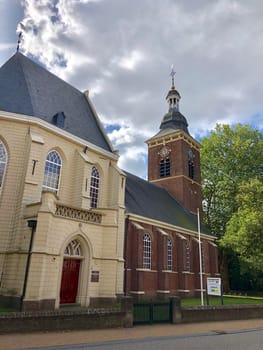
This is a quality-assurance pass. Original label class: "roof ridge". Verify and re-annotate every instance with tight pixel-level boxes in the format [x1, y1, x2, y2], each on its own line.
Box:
[17, 52, 84, 97]
[0, 52, 111, 152]
[15, 52, 35, 115]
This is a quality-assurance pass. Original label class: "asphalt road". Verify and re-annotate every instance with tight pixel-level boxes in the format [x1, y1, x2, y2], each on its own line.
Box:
[24, 328, 263, 350]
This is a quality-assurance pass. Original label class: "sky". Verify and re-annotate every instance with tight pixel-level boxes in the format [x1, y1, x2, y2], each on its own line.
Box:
[1, 0, 263, 179]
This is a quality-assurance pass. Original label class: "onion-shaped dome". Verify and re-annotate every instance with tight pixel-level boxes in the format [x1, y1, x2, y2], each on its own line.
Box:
[160, 107, 189, 134]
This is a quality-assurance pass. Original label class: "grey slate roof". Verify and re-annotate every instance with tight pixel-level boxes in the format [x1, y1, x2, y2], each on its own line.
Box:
[0, 52, 112, 152]
[125, 171, 211, 235]
[160, 107, 189, 134]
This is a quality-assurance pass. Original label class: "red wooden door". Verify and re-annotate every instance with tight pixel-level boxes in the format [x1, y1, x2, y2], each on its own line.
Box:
[60, 259, 81, 304]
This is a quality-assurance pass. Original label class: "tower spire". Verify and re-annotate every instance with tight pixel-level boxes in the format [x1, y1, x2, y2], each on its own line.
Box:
[158, 67, 189, 134]
[170, 64, 176, 90]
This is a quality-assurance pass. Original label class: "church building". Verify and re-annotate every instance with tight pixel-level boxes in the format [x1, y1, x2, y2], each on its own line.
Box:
[124, 73, 218, 299]
[0, 52, 218, 311]
[0, 52, 126, 310]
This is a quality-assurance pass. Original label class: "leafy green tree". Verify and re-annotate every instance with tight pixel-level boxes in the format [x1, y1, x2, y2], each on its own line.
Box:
[201, 124, 263, 290]
[221, 179, 263, 270]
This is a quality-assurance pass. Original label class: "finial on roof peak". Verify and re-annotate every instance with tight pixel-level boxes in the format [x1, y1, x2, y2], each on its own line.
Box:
[16, 22, 26, 53]
[170, 64, 176, 90]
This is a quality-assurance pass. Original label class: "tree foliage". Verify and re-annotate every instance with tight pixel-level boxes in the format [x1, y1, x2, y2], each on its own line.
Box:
[221, 179, 263, 270]
[201, 124, 263, 288]
[201, 124, 263, 238]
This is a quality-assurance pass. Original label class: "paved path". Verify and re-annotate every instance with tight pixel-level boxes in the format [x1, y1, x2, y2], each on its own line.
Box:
[0, 319, 263, 350]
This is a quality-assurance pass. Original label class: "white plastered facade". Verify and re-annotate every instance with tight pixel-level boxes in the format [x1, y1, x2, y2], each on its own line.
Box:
[0, 111, 126, 310]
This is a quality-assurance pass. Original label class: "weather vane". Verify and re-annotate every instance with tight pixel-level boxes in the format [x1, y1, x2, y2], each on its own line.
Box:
[16, 22, 26, 52]
[170, 64, 176, 88]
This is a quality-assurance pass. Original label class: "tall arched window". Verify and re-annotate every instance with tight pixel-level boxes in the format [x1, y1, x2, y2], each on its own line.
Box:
[188, 160, 194, 179]
[185, 240, 190, 272]
[42, 150, 62, 193]
[143, 233, 151, 269]
[160, 159, 165, 177]
[188, 149, 194, 179]
[165, 158, 170, 176]
[167, 238, 172, 271]
[0, 140, 7, 192]
[90, 166, 100, 208]
[160, 158, 170, 177]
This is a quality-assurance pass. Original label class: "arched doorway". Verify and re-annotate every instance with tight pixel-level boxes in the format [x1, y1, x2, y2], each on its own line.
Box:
[60, 239, 83, 304]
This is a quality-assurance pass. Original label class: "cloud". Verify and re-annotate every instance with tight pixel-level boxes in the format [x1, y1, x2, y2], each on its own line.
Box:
[3, 0, 262, 178]
[0, 43, 14, 51]
[106, 124, 151, 178]
[115, 50, 145, 70]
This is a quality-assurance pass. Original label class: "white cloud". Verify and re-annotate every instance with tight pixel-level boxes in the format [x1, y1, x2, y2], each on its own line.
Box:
[1, 0, 262, 178]
[108, 126, 135, 145]
[116, 50, 145, 70]
[125, 91, 149, 104]
[118, 145, 148, 179]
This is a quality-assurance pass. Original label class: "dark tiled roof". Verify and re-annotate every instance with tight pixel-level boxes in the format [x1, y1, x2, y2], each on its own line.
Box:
[166, 89, 181, 99]
[160, 107, 189, 134]
[0, 52, 112, 152]
[125, 172, 211, 235]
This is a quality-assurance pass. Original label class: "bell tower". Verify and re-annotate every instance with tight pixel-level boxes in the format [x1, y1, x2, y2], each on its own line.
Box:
[146, 68, 202, 214]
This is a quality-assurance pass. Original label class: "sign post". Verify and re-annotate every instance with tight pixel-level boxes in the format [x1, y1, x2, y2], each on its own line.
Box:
[206, 277, 223, 305]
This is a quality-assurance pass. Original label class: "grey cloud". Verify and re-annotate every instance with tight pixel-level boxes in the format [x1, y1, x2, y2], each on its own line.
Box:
[1, 0, 263, 177]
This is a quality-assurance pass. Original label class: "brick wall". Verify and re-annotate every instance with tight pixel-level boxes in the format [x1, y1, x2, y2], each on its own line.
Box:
[125, 219, 218, 299]
[169, 297, 263, 324]
[0, 308, 131, 334]
[147, 133, 202, 214]
[181, 304, 263, 323]
[1, 299, 263, 333]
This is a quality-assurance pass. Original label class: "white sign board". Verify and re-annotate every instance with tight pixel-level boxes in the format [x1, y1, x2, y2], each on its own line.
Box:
[207, 277, 222, 296]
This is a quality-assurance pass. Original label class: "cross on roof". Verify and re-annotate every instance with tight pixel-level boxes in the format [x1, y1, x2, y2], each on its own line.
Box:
[16, 22, 26, 52]
[170, 65, 176, 88]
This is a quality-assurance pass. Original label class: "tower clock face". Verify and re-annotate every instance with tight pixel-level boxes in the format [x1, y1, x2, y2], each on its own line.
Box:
[160, 146, 170, 158]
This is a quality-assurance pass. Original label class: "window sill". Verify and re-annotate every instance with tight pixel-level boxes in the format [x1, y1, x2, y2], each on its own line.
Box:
[161, 270, 178, 274]
[25, 180, 38, 186]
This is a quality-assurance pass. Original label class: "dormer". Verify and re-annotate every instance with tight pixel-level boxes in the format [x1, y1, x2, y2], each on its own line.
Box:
[53, 112, 66, 128]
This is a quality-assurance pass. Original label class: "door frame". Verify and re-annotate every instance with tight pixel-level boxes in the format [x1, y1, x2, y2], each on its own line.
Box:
[56, 234, 92, 308]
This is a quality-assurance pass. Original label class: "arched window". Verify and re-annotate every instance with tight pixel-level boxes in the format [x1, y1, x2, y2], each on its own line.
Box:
[188, 149, 194, 179]
[165, 158, 170, 176]
[42, 150, 62, 193]
[167, 238, 172, 271]
[188, 160, 194, 179]
[143, 233, 151, 269]
[160, 159, 165, 177]
[0, 140, 7, 192]
[160, 158, 170, 177]
[90, 166, 100, 208]
[64, 240, 82, 257]
[185, 240, 190, 272]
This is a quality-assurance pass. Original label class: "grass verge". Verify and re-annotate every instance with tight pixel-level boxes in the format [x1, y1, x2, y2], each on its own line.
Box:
[0, 307, 16, 313]
[181, 295, 263, 307]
